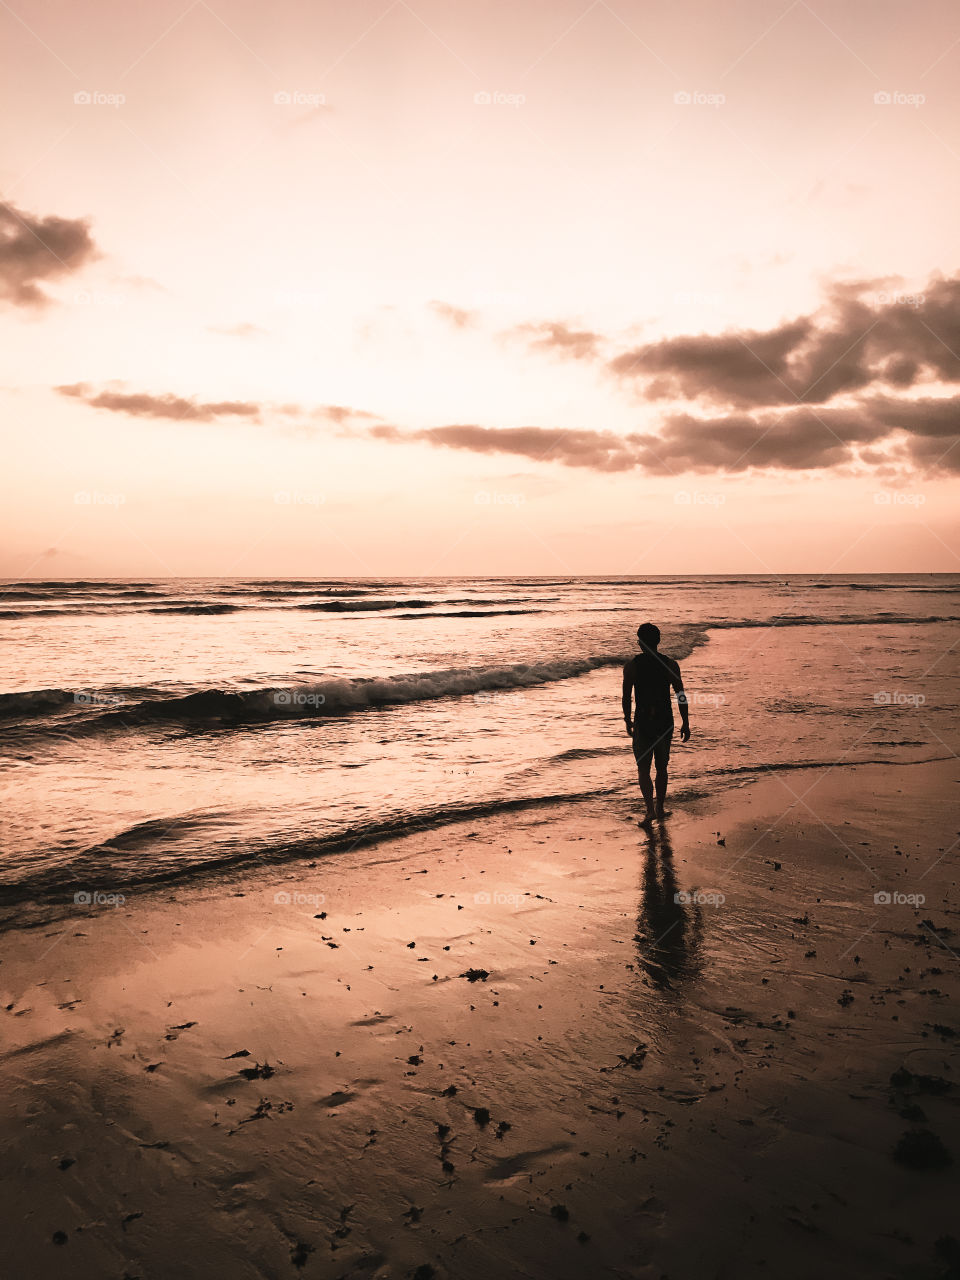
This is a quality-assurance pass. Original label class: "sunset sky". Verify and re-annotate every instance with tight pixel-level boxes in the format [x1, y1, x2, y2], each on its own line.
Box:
[2, 0, 959, 576]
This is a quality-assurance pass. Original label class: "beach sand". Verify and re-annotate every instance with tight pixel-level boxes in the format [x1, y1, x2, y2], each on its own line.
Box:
[2, 759, 958, 1279]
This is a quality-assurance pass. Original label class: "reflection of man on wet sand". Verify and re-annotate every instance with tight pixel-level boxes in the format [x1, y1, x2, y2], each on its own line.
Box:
[622, 623, 690, 826]
[635, 825, 703, 989]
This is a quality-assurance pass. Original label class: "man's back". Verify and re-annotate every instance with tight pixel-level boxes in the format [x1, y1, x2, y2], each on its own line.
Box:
[624, 652, 681, 728]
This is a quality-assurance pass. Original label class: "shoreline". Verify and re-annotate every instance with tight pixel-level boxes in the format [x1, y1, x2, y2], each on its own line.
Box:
[2, 759, 958, 1278]
[1, 752, 954, 935]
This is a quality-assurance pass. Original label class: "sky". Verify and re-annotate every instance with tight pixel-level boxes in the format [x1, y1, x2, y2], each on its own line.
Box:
[1, 0, 959, 576]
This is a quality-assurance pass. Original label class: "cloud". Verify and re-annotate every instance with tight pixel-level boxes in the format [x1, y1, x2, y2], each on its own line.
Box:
[56, 383, 260, 422]
[368, 422, 639, 471]
[360, 392, 960, 477]
[428, 300, 476, 328]
[627, 404, 880, 474]
[608, 273, 960, 408]
[511, 320, 602, 360]
[310, 404, 381, 424]
[0, 200, 98, 307]
[207, 322, 267, 338]
[55, 383, 381, 427]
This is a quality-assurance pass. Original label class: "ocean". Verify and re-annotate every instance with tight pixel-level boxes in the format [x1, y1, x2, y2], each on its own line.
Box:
[1, 575, 957, 924]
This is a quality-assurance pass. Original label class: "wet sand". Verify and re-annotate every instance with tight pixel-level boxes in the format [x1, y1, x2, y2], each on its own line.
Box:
[2, 759, 958, 1279]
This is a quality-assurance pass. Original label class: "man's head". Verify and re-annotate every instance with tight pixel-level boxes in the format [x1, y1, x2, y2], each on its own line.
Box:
[637, 622, 661, 652]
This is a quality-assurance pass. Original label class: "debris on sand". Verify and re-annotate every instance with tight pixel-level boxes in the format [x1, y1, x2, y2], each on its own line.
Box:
[238, 1061, 275, 1081]
[435, 1121, 455, 1173]
[290, 1240, 314, 1269]
[473, 1107, 491, 1127]
[606, 1043, 648, 1072]
[890, 1067, 952, 1095]
[460, 968, 489, 983]
[550, 1204, 570, 1222]
[892, 1129, 952, 1170]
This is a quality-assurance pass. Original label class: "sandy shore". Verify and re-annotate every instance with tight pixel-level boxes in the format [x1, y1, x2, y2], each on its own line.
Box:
[2, 758, 959, 1279]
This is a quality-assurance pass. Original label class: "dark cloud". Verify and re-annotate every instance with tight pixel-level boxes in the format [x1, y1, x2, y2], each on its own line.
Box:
[626, 405, 880, 474]
[864, 392, 960, 439]
[56, 383, 260, 422]
[608, 274, 960, 408]
[610, 317, 812, 405]
[360, 392, 960, 477]
[905, 433, 960, 473]
[407, 423, 637, 471]
[0, 200, 98, 306]
[512, 320, 602, 360]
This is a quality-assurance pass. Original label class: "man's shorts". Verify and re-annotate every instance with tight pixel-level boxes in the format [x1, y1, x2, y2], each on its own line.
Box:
[632, 723, 673, 771]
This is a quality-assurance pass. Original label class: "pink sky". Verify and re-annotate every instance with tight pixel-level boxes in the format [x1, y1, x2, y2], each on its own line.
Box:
[1, 0, 958, 575]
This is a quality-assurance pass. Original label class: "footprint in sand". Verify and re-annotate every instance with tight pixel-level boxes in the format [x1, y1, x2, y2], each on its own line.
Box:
[483, 1143, 572, 1185]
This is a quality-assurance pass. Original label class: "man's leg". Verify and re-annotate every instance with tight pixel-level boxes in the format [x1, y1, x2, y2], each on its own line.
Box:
[653, 731, 673, 820]
[654, 765, 668, 818]
[635, 744, 656, 823]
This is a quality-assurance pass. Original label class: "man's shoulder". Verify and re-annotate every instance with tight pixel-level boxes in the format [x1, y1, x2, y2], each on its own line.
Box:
[663, 654, 681, 674]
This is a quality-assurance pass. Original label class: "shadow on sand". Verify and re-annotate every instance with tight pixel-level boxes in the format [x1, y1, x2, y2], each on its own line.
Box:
[634, 822, 704, 989]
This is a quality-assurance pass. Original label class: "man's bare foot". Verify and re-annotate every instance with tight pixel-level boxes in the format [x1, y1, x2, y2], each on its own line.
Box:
[638, 812, 656, 829]
[655, 807, 671, 821]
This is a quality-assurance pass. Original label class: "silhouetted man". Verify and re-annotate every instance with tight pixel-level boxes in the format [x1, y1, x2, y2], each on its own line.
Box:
[622, 623, 689, 825]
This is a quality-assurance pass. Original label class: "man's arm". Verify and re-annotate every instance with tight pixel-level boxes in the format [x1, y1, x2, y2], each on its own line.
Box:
[621, 664, 633, 736]
[672, 662, 691, 741]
